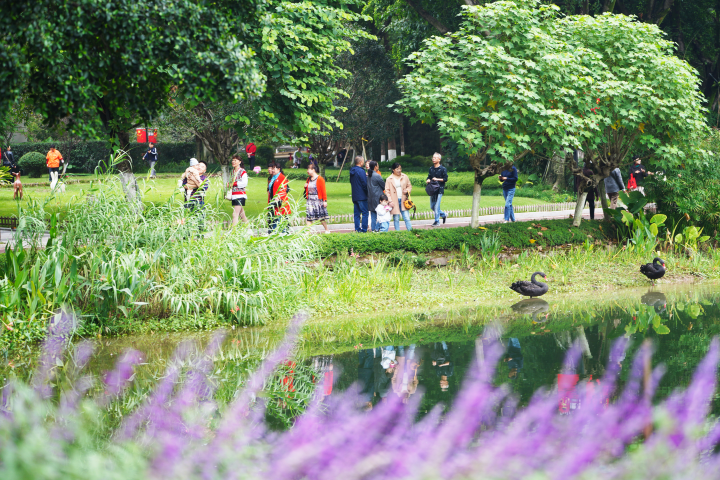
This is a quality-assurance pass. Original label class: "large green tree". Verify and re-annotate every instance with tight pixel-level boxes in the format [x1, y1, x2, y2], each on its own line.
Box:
[557, 13, 708, 225]
[397, 1, 591, 227]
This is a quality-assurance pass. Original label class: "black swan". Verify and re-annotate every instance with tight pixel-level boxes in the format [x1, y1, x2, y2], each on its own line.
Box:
[510, 299, 550, 323]
[510, 272, 549, 298]
[640, 257, 666, 285]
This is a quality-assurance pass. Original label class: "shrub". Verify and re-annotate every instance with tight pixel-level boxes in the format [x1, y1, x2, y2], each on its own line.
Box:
[17, 152, 47, 177]
[393, 154, 433, 168]
[257, 145, 275, 165]
[316, 220, 610, 257]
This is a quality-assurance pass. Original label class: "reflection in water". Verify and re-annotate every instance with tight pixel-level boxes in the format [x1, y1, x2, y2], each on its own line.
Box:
[504, 338, 523, 379]
[511, 298, 550, 323]
[641, 291, 667, 314]
[312, 355, 334, 398]
[432, 342, 454, 391]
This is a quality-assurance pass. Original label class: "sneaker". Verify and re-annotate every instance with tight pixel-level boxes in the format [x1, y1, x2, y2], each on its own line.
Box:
[442, 216, 447, 224]
[431, 222, 440, 227]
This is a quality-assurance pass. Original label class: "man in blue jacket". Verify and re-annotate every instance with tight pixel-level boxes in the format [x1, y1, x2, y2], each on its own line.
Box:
[349, 156, 369, 232]
[499, 164, 518, 223]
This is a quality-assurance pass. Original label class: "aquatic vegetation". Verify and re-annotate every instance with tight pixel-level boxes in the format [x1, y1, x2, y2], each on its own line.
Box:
[3, 311, 720, 479]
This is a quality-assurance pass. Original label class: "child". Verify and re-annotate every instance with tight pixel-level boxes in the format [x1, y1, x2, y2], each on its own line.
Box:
[9, 161, 22, 200]
[181, 162, 207, 200]
[375, 194, 392, 232]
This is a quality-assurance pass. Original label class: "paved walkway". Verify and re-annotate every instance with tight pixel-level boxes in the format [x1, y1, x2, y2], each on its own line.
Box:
[0, 207, 603, 252]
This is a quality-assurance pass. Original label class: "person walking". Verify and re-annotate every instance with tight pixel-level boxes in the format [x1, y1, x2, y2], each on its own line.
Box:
[349, 156, 369, 233]
[3, 146, 14, 167]
[367, 161, 386, 232]
[426, 152, 448, 226]
[245, 141, 256, 170]
[385, 162, 413, 231]
[305, 163, 329, 233]
[267, 161, 291, 233]
[499, 164, 518, 223]
[629, 157, 653, 196]
[229, 155, 248, 227]
[46, 146, 63, 189]
[10, 159, 22, 200]
[581, 167, 599, 220]
[143, 142, 158, 178]
[604, 167, 625, 209]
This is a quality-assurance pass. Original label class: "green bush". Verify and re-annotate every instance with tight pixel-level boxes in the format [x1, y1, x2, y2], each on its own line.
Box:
[257, 145, 275, 165]
[393, 154, 433, 168]
[315, 220, 610, 257]
[17, 152, 47, 177]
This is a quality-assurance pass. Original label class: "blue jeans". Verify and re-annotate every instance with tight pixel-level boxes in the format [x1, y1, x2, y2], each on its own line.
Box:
[353, 200, 368, 232]
[503, 188, 516, 222]
[370, 211, 378, 231]
[379, 221, 389, 232]
[430, 193, 446, 223]
[149, 161, 156, 177]
[393, 200, 412, 231]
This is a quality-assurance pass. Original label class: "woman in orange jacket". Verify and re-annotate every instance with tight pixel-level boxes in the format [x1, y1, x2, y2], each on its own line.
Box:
[267, 161, 291, 233]
[46, 146, 63, 189]
[304, 163, 329, 233]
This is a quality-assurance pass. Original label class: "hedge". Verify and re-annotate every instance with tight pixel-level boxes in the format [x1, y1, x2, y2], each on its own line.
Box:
[315, 219, 611, 257]
[10, 141, 195, 175]
[17, 152, 48, 177]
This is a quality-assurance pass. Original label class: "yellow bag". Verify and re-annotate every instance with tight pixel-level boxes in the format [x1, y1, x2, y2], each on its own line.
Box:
[403, 194, 415, 212]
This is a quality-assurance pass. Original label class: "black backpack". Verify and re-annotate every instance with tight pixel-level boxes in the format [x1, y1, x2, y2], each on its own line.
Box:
[425, 180, 440, 196]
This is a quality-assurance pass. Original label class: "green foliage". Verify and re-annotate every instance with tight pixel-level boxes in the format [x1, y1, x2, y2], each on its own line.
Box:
[625, 304, 671, 335]
[392, 154, 433, 168]
[316, 220, 609, 257]
[674, 226, 711, 257]
[555, 13, 709, 177]
[387, 251, 428, 269]
[256, 145, 275, 165]
[2, 0, 261, 146]
[17, 152, 46, 177]
[397, 1, 589, 162]
[605, 191, 662, 255]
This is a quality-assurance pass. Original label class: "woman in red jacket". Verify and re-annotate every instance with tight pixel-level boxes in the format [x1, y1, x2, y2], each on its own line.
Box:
[304, 163, 329, 233]
[267, 161, 291, 233]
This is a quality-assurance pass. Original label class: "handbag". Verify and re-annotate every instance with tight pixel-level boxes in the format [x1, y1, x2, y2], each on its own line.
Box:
[627, 173, 637, 191]
[225, 190, 233, 201]
[425, 180, 440, 196]
[403, 194, 415, 211]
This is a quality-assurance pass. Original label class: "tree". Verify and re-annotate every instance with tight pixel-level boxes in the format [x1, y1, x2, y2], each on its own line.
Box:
[557, 14, 708, 225]
[396, 1, 591, 227]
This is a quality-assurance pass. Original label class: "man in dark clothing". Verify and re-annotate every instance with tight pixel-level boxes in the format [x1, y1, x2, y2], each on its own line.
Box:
[426, 152, 449, 226]
[3, 146, 14, 167]
[629, 157, 653, 195]
[337, 148, 346, 165]
[349, 156, 369, 233]
[580, 168, 599, 220]
[142, 142, 158, 178]
[499, 165, 518, 223]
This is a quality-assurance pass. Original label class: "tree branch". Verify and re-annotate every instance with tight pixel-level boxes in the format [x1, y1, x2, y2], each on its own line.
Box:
[404, 0, 450, 34]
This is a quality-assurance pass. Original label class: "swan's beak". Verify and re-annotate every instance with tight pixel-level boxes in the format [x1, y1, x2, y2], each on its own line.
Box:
[662, 264, 666, 267]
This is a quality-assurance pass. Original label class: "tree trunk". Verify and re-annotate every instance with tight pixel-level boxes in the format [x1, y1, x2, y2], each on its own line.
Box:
[400, 120, 406, 156]
[470, 182, 482, 228]
[220, 164, 230, 187]
[572, 191, 588, 227]
[552, 151, 566, 192]
[381, 140, 387, 162]
[598, 180, 609, 211]
[388, 137, 397, 161]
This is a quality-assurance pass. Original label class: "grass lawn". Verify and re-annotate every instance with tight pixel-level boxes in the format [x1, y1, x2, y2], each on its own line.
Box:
[1, 175, 547, 219]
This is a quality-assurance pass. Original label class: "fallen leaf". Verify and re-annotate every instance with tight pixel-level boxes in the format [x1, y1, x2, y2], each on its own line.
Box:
[541, 227, 548, 231]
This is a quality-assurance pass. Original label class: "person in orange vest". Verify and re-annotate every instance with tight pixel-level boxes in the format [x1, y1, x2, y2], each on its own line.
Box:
[46, 146, 63, 190]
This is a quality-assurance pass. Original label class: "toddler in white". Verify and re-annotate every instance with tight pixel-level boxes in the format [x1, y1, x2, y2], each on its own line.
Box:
[375, 194, 392, 232]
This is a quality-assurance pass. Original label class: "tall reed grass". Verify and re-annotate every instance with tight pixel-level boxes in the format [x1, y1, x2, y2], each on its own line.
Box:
[1, 157, 317, 351]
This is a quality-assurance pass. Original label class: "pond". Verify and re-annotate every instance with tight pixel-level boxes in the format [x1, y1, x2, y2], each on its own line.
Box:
[5, 283, 720, 423]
